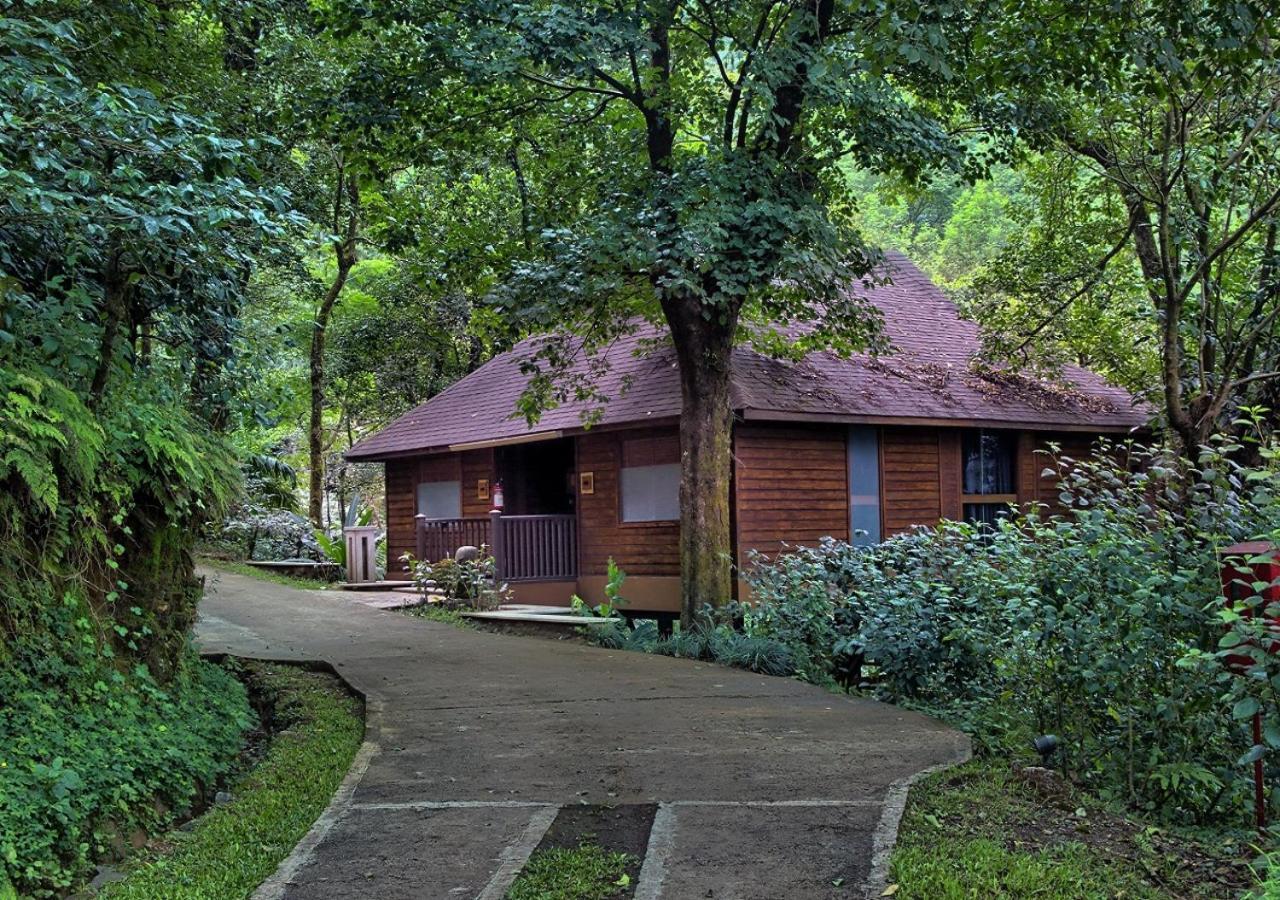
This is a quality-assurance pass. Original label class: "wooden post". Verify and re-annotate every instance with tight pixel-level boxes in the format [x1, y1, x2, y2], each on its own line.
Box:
[343, 525, 379, 583]
[415, 513, 426, 561]
[489, 509, 504, 581]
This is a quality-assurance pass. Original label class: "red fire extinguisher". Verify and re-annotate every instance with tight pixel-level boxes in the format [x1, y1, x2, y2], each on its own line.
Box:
[491, 479, 505, 511]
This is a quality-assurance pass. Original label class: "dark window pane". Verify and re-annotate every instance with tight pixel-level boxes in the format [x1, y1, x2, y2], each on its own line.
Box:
[962, 430, 1015, 495]
[963, 502, 1011, 528]
[848, 426, 881, 545]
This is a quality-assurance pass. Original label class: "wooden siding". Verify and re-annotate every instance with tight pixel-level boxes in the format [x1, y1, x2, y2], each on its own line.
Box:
[385, 457, 418, 566]
[1034, 432, 1100, 513]
[881, 427, 943, 534]
[384, 453, 463, 565]
[460, 448, 496, 518]
[734, 424, 849, 561]
[576, 428, 680, 577]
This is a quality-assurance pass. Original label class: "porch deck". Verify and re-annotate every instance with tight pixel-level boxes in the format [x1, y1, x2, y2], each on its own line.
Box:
[416, 512, 577, 583]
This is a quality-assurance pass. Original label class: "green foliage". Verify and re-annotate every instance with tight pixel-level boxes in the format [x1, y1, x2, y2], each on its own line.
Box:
[402, 551, 508, 610]
[889, 762, 1227, 900]
[746, 435, 1280, 826]
[505, 844, 634, 900]
[98, 661, 363, 900]
[312, 529, 345, 566]
[0, 646, 252, 896]
[572, 558, 627, 619]
[587, 590, 795, 677]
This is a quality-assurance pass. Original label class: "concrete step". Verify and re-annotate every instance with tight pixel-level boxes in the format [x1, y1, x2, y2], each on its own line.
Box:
[459, 609, 620, 626]
[337, 580, 416, 591]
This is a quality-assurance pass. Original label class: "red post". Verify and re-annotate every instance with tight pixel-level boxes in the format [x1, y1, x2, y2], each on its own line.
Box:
[1255, 711, 1267, 831]
[1221, 541, 1280, 831]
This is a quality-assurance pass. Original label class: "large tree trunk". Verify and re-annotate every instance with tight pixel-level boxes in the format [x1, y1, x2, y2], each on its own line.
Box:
[665, 299, 738, 628]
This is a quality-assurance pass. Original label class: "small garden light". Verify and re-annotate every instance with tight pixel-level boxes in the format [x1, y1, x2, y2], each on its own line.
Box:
[1032, 734, 1059, 767]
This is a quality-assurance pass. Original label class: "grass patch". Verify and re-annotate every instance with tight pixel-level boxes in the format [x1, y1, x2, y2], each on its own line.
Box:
[199, 557, 335, 591]
[98, 661, 363, 900]
[506, 844, 634, 900]
[401, 602, 473, 628]
[890, 759, 1252, 899]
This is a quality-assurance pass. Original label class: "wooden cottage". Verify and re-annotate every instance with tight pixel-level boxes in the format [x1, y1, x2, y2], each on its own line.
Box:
[346, 253, 1145, 613]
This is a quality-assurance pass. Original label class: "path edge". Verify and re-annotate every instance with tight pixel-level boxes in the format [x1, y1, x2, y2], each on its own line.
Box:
[201, 652, 385, 900]
[863, 735, 972, 899]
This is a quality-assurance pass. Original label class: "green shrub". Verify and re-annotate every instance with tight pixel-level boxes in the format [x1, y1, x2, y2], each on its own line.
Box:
[745, 434, 1280, 827]
[402, 550, 508, 610]
[98, 661, 363, 900]
[710, 632, 796, 676]
[0, 638, 252, 896]
[652, 630, 711, 660]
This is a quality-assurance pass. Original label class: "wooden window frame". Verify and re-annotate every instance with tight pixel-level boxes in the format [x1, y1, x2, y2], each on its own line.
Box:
[960, 493, 1017, 506]
[617, 434, 680, 525]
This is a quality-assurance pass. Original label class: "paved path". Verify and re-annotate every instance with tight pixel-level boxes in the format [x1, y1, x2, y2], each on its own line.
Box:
[197, 568, 968, 900]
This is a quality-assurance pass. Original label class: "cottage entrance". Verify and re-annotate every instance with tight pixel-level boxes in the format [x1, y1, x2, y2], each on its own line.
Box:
[495, 437, 576, 516]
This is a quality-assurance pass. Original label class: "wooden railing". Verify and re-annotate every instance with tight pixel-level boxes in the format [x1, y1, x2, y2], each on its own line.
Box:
[493, 514, 577, 582]
[415, 512, 577, 582]
[416, 516, 490, 563]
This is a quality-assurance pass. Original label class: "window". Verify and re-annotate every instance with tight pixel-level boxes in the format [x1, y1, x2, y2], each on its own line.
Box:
[847, 426, 881, 545]
[620, 435, 680, 522]
[416, 480, 461, 520]
[961, 429, 1016, 526]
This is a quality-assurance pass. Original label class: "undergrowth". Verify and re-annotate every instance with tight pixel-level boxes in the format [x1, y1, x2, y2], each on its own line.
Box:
[98, 661, 363, 900]
[0, 648, 251, 896]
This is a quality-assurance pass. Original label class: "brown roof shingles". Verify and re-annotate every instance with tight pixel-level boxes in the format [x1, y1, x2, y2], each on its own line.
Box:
[347, 253, 1147, 461]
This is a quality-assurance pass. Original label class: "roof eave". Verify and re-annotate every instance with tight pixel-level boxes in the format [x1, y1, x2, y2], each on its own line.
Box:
[739, 407, 1149, 434]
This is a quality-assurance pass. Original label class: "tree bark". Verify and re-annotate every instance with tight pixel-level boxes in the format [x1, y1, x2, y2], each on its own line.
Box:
[89, 252, 128, 409]
[309, 175, 359, 526]
[663, 297, 738, 627]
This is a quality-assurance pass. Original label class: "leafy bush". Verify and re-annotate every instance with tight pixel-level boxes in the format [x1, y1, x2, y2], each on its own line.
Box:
[402, 550, 508, 610]
[593, 604, 793, 675]
[572, 557, 629, 619]
[97, 661, 362, 900]
[745, 433, 1280, 826]
[217, 508, 318, 562]
[0, 630, 252, 896]
[710, 633, 796, 677]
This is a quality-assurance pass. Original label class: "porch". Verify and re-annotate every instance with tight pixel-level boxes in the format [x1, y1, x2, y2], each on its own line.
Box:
[415, 511, 578, 583]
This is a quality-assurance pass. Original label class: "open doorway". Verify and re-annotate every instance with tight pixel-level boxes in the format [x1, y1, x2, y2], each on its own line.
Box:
[495, 437, 576, 516]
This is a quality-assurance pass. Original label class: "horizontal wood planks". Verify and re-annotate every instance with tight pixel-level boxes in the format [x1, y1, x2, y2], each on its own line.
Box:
[882, 427, 942, 534]
[735, 424, 849, 561]
[1034, 432, 1100, 512]
[385, 453, 465, 566]
[384, 457, 418, 566]
[460, 448, 495, 518]
[576, 428, 680, 577]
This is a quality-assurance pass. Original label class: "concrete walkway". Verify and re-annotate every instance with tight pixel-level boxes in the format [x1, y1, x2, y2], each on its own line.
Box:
[197, 568, 969, 900]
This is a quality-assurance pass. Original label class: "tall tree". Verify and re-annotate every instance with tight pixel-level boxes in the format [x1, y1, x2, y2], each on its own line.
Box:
[955, 0, 1280, 453]
[337, 1, 978, 624]
[308, 156, 360, 524]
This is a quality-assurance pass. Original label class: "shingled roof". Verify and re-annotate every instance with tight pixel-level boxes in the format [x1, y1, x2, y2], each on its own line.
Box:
[346, 252, 1147, 461]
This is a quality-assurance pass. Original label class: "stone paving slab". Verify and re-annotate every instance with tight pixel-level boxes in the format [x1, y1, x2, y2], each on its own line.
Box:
[640, 804, 880, 900]
[280, 806, 539, 900]
[196, 568, 969, 899]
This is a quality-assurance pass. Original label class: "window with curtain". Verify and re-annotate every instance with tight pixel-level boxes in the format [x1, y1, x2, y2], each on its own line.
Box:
[961, 430, 1016, 526]
[416, 480, 461, 519]
[847, 426, 881, 545]
[620, 435, 680, 522]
